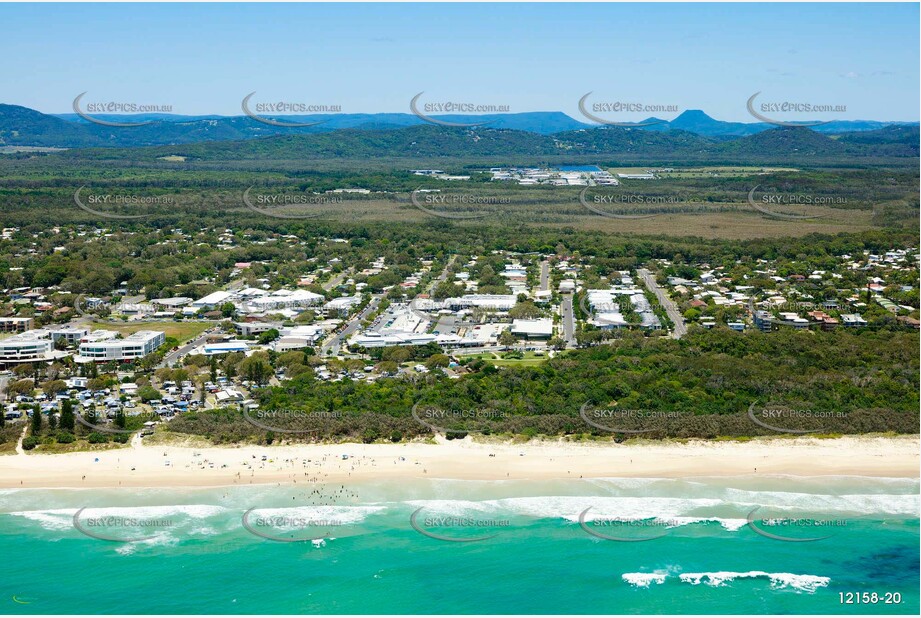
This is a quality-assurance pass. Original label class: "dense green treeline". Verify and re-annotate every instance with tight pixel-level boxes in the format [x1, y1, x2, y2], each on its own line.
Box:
[168, 328, 919, 443]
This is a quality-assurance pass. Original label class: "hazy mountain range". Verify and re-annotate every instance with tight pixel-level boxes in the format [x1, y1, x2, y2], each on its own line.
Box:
[49, 122, 919, 164]
[0, 103, 917, 150]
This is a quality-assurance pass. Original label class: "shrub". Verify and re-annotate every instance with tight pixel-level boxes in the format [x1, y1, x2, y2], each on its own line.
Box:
[21, 436, 39, 450]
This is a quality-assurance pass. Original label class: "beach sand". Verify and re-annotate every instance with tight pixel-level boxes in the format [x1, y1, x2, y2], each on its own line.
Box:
[1, 435, 917, 489]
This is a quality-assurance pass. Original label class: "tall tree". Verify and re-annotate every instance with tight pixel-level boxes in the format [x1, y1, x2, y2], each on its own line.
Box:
[60, 399, 75, 432]
[30, 403, 42, 435]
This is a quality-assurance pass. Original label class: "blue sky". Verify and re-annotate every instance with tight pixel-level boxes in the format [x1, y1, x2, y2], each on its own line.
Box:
[2, 2, 918, 121]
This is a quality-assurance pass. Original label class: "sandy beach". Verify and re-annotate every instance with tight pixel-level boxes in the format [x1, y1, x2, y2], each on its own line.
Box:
[1, 435, 917, 489]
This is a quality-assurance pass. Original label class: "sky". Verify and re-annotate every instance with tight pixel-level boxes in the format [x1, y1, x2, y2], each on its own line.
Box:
[1, 2, 918, 122]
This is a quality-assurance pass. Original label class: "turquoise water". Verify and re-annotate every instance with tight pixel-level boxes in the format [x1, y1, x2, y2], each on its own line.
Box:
[1, 476, 918, 614]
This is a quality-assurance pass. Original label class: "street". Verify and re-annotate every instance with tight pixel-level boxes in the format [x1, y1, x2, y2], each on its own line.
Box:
[321, 293, 385, 356]
[560, 293, 576, 347]
[637, 267, 687, 339]
[159, 332, 213, 368]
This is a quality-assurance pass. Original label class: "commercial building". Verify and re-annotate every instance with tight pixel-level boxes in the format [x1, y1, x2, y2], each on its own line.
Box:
[586, 288, 660, 330]
[203, 341, 250, 355]
[191, 291, 234, 310]
[0, 330, 55, 366]
[273, 325, 326, 351]
[235, 322, 280, 337]
[243, 289, 324, 312]
[324, 295, 361, 316]
[443, 294, 517, 311]
[50, 325, 90, 345]
[350, 331, 437, 349]
[78, 330, 165, 362]
[511, 319, 554, 339]
[152, 297, 193, 310]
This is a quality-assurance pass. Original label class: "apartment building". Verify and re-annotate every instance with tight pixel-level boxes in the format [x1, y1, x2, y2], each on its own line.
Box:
[0, 317, 34, 333]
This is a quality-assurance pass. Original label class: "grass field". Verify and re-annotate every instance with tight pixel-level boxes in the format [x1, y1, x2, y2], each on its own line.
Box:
[216, 195, 877, 240]
[103, 321, 210, 343]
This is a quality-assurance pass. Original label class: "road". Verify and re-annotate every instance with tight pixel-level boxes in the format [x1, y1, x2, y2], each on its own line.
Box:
[429, 255, 457, 292]
[637, 268, 687, 339]
[159, 332, 213, 368]
[560, 294, 576, 347]
[0, 374, 9, 404]
[322, 294, 385, 356]
[322, 268, 352, 292]
[539, 260, 550, 292]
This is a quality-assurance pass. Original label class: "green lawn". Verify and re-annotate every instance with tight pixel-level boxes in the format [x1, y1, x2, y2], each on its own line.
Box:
[104, 321, 210, 343]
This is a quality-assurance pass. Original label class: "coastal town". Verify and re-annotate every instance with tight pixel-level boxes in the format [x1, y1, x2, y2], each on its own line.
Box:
[1, 224, 917, 448]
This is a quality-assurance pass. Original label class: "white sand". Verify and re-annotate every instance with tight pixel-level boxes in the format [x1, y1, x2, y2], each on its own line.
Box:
[1, 435, 917, 489]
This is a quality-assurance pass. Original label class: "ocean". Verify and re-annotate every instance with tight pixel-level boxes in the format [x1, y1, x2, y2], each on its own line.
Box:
[1, 476, 918, 615]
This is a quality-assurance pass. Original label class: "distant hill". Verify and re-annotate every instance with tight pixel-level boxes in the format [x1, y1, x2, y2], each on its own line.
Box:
[2, 103, 917, 162]
[2, 102, 917, 149]
[638, 110, 916, 137]
[0, 104, 103, 147]
[51, 122, 917, 164]
[717, 126, 849, 157]
[833, 124, 920, 157]
[551, 125, 715, 154]
[664, 110, 764, 136]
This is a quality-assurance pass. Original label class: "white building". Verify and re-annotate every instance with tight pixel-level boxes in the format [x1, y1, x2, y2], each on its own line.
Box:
[324, 295, 361, 316]
[203, 341, 250, 356]
[444, 294, 517, 311]
[152, 297, 193, 310]
[244, 289, 324, 312]
[274, 325, 326, 351]
[350, 332, 437, 349]
[78, 330, 165, 362]
[191, 291, 234, 310]
[511, 318, 554, 339]
[0, 330, 55, 366]
[50, 325, 90, 345]
[235, 322, 280, 337]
